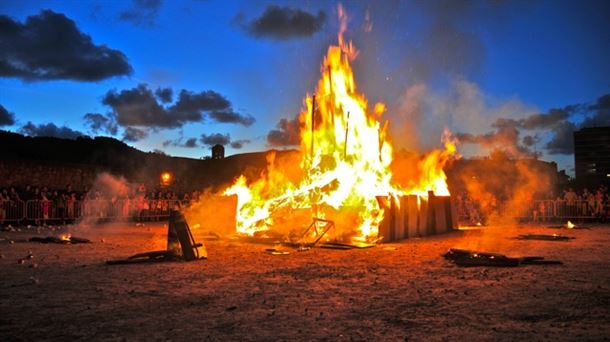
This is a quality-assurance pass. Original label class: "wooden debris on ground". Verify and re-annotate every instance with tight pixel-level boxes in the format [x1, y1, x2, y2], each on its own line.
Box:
[546, 225, 591, 230]
[106, 210, 206, 265]
[443, 248, 563, 267]
[28, 236, 91, 244]
[265, 248, 290, 255]
[515, 234, 575, 241]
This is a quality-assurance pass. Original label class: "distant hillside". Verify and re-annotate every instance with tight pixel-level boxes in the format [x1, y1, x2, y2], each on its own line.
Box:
[0, 130, 297, 191]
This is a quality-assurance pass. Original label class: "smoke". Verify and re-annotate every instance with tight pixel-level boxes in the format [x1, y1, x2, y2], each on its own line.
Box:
[390, 79, 538, 154]
[70, 173, 131, 233]
[183, 191, 238, 238]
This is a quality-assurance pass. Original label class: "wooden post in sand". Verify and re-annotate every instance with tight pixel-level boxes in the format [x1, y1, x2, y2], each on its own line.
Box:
[378, 194, 455, 241]
[433, 195, 449, 233]
[418, 195, 429, 237]
[437, 196, 457, 232]
[396, 196, 407, 240]
[376, 196, 392, 242]
[406, 195, 419, 238]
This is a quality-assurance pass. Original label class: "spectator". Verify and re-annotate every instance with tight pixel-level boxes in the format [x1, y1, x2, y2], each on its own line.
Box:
[0, 189, 7, 225]
[66, 193, 77, 219]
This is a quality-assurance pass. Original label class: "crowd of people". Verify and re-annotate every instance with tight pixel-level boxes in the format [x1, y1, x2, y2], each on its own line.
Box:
[453, 185, 610, 225]
[0, 183, 205, 226]
[3, 180, 610, 227]
[533, 186, 610, 221]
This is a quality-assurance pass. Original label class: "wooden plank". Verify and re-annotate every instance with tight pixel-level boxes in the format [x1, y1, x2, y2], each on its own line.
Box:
[389, 196, 397, 241]
[418, 196, 429, 236]
[376, 196, 392, 242]
[447, 198, 458, 230]
[396, 196, 407, 240]
[434, 196, 449, 233]
[406, 195, 419, 238]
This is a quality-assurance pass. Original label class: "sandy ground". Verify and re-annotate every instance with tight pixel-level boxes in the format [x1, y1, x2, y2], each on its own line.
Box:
[1, 221, 609, 341]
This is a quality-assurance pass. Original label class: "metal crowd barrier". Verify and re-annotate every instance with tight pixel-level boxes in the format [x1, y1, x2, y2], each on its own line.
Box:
[532, 200, 601, 219]
[5, 198, 604, 226]
[0, 199, 185, 224]
[456, 199, 604, 224]
[1, 200, 25, 222]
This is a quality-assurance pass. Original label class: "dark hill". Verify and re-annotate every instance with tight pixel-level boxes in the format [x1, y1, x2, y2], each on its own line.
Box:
[0, 130, 296, 191]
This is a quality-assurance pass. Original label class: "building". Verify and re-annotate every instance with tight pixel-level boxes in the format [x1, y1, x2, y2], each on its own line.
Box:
[211, 144, 225, 159]
[574, 126, 610, 187]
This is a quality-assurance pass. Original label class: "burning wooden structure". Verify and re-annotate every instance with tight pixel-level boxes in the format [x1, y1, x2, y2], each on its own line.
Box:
[189, 5, 459, 245]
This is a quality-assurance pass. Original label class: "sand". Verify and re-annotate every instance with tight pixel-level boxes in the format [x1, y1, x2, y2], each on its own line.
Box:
[1, 222, 609, 341]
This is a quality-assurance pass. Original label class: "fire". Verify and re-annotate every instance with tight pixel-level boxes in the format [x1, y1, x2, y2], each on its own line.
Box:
[223, 5, 458, 241]
[59, 233, 71, 242]
[160, 172, 172, 186]
[566, 221, 575, 229]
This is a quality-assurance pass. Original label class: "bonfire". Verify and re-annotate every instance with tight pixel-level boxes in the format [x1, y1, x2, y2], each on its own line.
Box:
[223, 5, 458, 243]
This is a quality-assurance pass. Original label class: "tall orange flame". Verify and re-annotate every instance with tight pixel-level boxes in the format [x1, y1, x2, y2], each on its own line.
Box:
[224, 5, 458, 241]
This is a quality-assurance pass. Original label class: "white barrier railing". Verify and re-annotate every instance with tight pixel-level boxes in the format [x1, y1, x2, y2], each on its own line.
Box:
[2, 198, 606, 226]
[453, 199, 605, 224]
[1, 199, 185, 223]
[1, 200, 25, 222]
[532, 200, 605, 220]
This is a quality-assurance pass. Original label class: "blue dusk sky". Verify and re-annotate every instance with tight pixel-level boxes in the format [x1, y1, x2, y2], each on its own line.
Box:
[1, 0, 609, 175]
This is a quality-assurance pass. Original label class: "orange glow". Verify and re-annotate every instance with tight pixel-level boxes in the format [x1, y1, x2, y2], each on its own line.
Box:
[160, 172, 172, 186]
[223, 5, 458, 241]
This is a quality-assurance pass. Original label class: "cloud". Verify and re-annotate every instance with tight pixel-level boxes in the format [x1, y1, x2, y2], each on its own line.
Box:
[162, 137, 198, 148]
[545, 121, 577, 155]
[582, 93, 610, 127]
[209, 109, 255, 126]
[119, 0, 162, 27]
[266, 116, 301, 147]
[122, 127, 148, 142]
[102, 84, 253, 128]
[460, 91, 610, 156]
[19, 122, 85, 139]
[0, 10, 132, 81]
[103, 84, 176, 127]
[171, 89, 231, 113]
[200, 133, 230, 146]
[164, 135, 248, 149]
[184, 137, 198, 148]
[230, 139, 250, 149]
[519, 107, 576, 129]
[155, 87, 173, 103]
[241, 5, 326, 40]
[83, 112, 118, 135]
[542, 94, 610, 155]
[0, 104, 16, 126]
